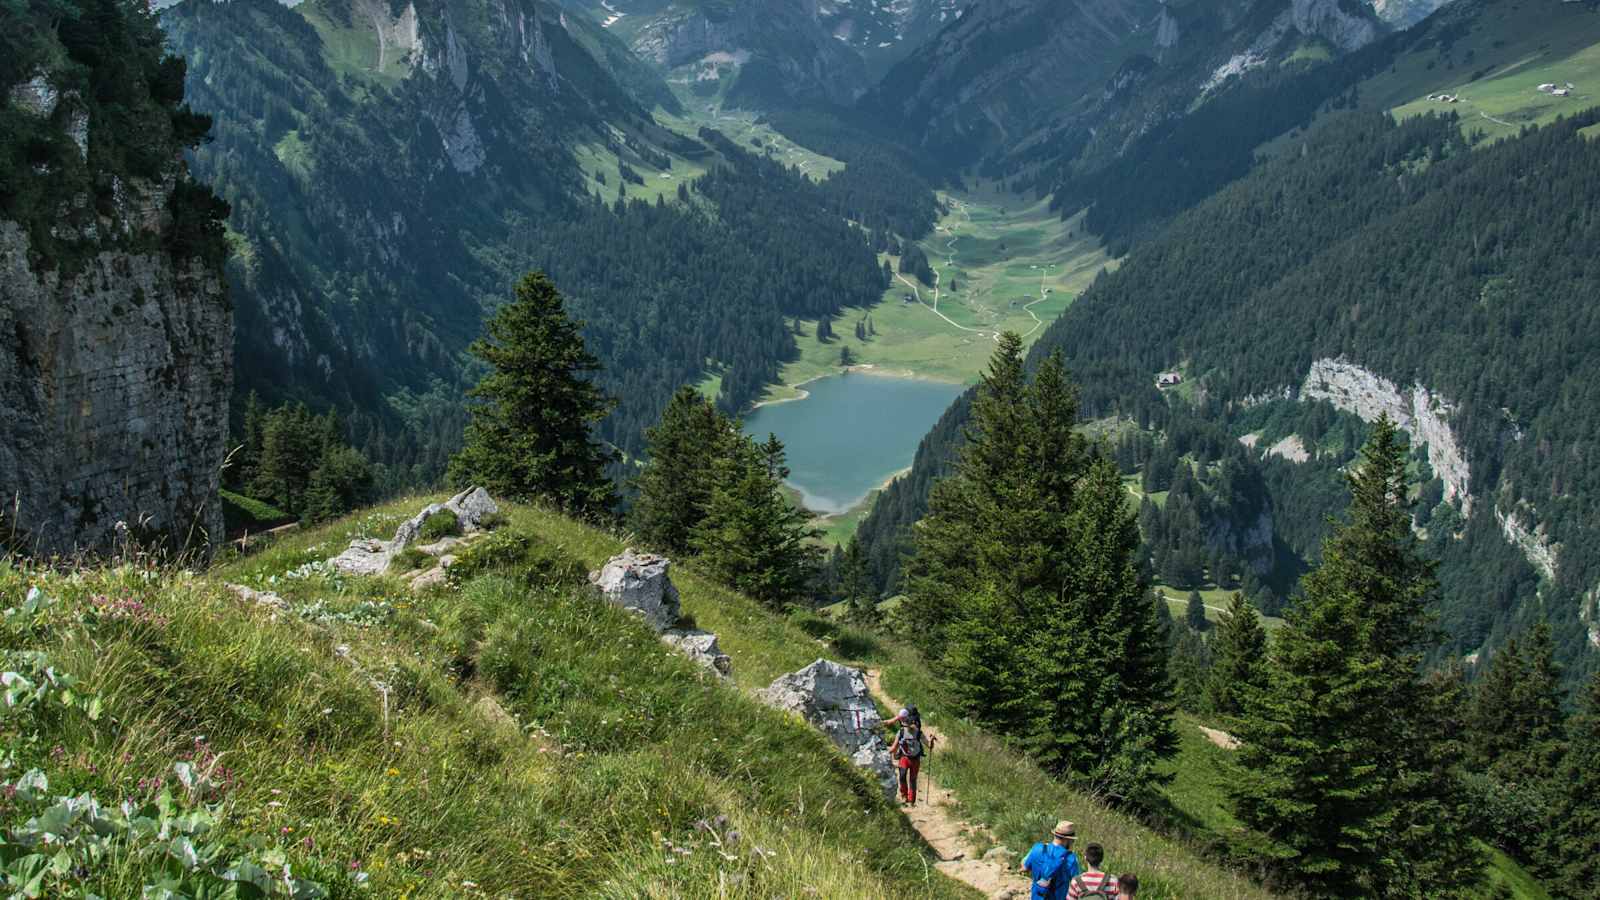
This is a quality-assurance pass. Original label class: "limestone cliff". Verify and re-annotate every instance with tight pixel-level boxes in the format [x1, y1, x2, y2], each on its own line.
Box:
[1, 62, 231, 556]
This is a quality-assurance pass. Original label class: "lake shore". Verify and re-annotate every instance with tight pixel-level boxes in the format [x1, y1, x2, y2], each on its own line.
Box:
[749, 364, 963, 412]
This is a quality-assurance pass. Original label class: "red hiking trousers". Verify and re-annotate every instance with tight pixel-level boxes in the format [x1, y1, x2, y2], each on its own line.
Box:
[896, 756, 920, 803]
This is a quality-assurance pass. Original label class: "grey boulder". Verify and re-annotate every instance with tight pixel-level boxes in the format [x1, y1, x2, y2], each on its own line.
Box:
[392, 487, 500, 549]
[662, 628, 732, 677]
[760, 659, 895, 800]
[588, 549, 681, 633]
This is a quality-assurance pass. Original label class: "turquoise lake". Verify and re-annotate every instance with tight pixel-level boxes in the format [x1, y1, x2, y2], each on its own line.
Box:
[742, 372, 965, 514]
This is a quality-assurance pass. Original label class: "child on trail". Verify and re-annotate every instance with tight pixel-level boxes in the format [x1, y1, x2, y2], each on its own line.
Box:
[1116, 873, 1138, 898]
[1066, 842, 1119, 899]
[1020, 820, 1079, 900]
[888, 710, 927, 804]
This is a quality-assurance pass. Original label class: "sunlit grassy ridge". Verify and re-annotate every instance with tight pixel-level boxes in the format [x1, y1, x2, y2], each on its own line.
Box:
[0, 496, 975, 898]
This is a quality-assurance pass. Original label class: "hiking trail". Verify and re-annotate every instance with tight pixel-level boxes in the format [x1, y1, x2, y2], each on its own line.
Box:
[865, 669, 1031, 899]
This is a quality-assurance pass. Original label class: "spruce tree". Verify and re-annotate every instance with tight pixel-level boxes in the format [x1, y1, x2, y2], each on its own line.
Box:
[1185, 590, 1208, 632]
[1464, 622, 1565, 863]
[1032, 457, 1175, 800]
[1467, 623, 1566, 783]
[691, 434, 820, 609]
[1544, 672, 1600, 893]
[903, 332, 1031, 655]
[839, 537, 880, 627]
[448, 272, 617, 516]
[631, 387, 738, 553]
[1206, 592, 1268, 720]
[1228, 416, 1480, 896]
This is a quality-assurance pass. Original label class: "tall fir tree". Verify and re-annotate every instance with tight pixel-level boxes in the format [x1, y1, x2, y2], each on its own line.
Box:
[839, 536, 880, 627]
[1185, 590, 1208, 632]
[902, 332, 1031, 656]
[448, 272, 617, 516]
[1228, 416, 1480, 896]
[908, 338, 1174, 800]
[1543, 672, 1600, 895]
[1031, 457, 1176, 801]
[631, 386, 739, 553]
[691, 434, 821, 609]
[1467, 622, 1566, 782]
[1464, 622, 1566, 863]
[1206, 592, 1268, 720]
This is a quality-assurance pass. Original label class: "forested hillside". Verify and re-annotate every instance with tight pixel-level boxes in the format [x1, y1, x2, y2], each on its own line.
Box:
[857, 108, 1600, 684]
[162, 0, 922, 486]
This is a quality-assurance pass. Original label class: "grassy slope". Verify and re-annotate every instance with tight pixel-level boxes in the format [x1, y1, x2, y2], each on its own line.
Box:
[1368, 2, 1600, 140]
[0, 497, 976, 899]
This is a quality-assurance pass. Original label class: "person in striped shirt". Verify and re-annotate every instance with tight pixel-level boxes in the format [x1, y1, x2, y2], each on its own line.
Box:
[1066, 842, 1119, 899]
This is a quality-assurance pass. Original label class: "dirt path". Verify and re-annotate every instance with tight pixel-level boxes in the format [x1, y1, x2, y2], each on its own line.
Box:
[865, 670, 1030, 899]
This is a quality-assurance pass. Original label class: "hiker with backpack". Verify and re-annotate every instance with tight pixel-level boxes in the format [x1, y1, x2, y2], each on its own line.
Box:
[1066, 842, 1119, 899]
[1020, 820, 1079, 900]
[887, 706, 927, 804]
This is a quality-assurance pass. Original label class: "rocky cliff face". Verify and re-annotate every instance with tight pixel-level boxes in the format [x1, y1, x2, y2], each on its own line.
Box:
[0, 76, 230, 556]
[1300, 358, 1472, 513]
[626, 0, 869, 104]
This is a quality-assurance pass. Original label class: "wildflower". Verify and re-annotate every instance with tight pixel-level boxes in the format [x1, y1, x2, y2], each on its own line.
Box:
[386, 768, 400, 777]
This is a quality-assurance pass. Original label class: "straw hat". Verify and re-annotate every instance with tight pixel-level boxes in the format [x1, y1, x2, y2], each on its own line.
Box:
[1051, 820, 1076, 840]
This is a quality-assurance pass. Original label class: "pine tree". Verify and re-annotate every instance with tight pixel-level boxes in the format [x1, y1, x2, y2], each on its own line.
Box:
[1032, 457, 1176, 801]
[691, 434, 821, 609]
[839, 536, 880, 627]
[631, 387, 738, 553]
[228, 391, 265, 492]
[1185, 590, 1208, 632]
[1206, 592, 1268, 719]
[902, 333, 1032, 656]
[1227, 416, 1480, 896]
[1467, 622, 1566, 782]
[1464, 622, 1566, 863]
[1543, 672, 1600, 893]
[251, 403, 322, 514]
[448, 272, 617, 516]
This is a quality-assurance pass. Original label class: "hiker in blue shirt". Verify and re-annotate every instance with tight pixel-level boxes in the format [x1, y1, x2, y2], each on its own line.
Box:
[1020, 819, 1080, 900]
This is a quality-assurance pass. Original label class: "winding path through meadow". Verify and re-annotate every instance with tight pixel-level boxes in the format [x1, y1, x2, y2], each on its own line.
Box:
[865, 669, 1030, 899]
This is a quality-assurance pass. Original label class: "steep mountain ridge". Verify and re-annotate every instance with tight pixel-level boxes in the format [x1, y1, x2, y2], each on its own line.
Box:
[866, 0, 1405, 169]
[562, 0, 871, 105]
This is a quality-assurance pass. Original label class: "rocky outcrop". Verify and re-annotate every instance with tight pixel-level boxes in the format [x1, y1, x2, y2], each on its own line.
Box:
[1203, 0, 1378, 91]
[1367, 0, 1451, 28]
[1496, 503, 1558, 582]
[391, 487, 499, 547]
[588, 550, 733, 676]
[1267, 434, 1310, 463]
[1, 73, 230, 557]
[588, 549, 682, 633]
[329, 488, 499, 576]
[662, 628, 733, 677]
[1299, 358, 1472, 514]
[628, 0, 869, 104]
[760, 659, 896, 799]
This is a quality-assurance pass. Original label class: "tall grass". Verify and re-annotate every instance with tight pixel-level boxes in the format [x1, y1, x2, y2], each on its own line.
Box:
[0, 496, 975, 898]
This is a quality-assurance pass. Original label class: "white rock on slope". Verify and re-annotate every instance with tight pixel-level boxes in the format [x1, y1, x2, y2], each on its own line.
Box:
[662, 628, 733, 677]
[329, 488, 499, 576]
[588, 549, 682, 633]
[760, 659, 896, 800]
